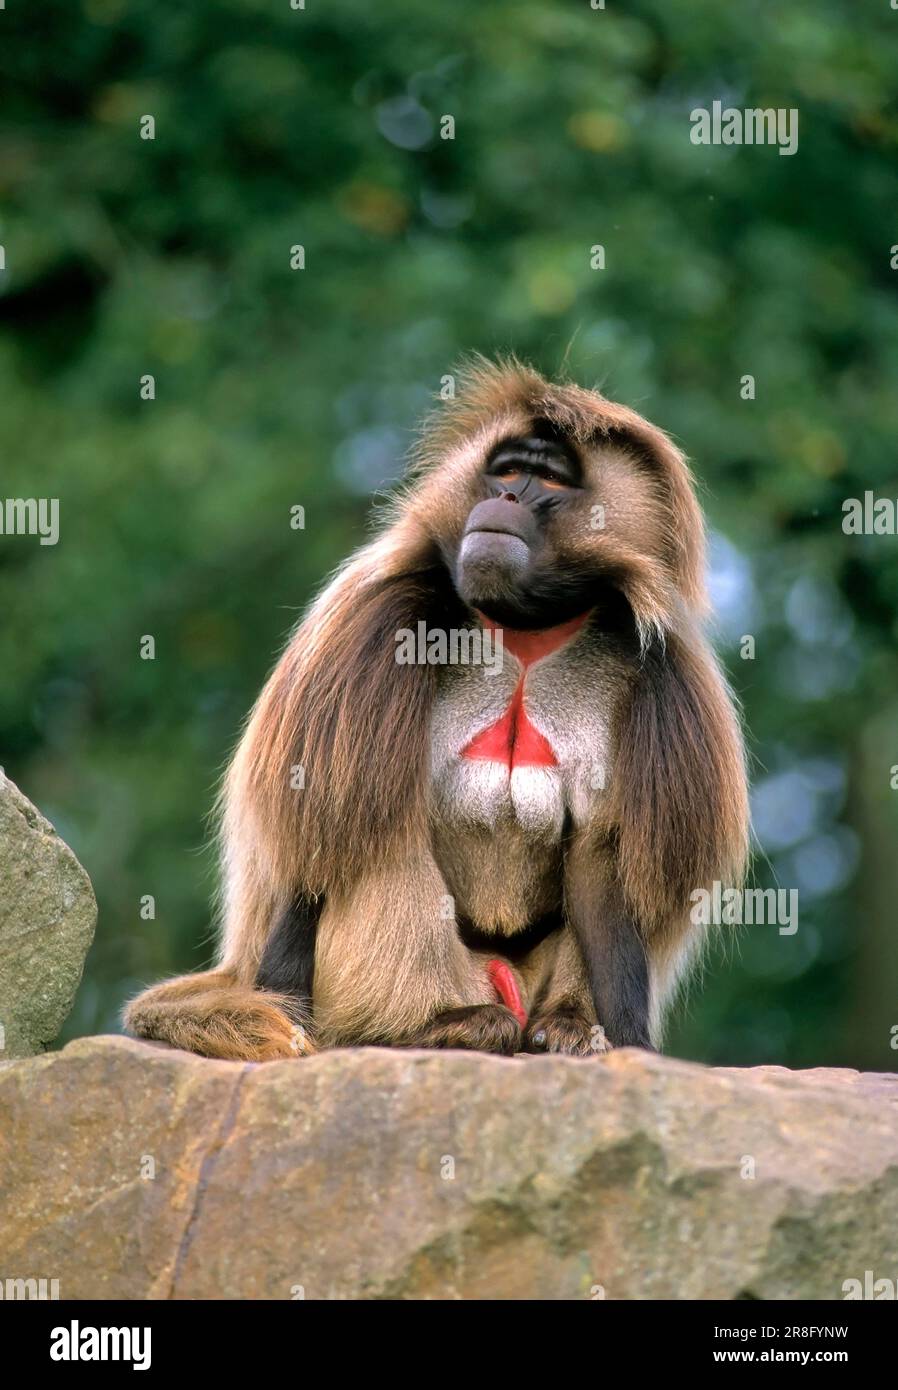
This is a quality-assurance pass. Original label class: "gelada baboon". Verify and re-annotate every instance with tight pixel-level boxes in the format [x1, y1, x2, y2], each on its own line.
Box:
[125, 359, 748, 1061]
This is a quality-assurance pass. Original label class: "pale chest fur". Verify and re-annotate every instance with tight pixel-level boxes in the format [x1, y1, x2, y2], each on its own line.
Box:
[429, 624, 629, 932]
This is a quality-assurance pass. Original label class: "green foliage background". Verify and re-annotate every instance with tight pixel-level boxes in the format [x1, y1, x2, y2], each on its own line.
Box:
[1, 0, 897, 1066]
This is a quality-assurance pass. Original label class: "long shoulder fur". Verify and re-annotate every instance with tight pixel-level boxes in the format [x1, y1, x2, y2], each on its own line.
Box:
[611, 627, 749, 934]
[221, 520, 463, 915]
[220, 358, 748, 963]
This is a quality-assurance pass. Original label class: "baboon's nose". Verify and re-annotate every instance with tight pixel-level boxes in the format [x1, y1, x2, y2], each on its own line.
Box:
[464, 496, 537, 544]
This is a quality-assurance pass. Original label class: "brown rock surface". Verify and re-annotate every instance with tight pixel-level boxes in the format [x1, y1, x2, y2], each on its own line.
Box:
[1, 1035, 896, 1299]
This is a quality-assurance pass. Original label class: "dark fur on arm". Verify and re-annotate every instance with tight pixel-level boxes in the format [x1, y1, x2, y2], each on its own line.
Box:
[255, 895, 322, 1015]
[564, 847, 653, 1049]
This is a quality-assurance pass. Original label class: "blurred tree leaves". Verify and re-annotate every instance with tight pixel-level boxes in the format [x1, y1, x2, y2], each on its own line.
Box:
[1, 0, 897, 1065]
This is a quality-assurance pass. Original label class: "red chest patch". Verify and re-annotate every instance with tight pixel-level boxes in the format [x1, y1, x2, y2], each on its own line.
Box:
[462, 680, 557, 768]
[460, 612, 590, 771]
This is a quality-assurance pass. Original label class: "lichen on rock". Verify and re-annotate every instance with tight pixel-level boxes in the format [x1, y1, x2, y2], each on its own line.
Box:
[0, 772, 97, 1058]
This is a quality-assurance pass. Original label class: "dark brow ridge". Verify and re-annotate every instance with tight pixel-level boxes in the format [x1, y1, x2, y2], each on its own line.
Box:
[486, 435, 582, 479]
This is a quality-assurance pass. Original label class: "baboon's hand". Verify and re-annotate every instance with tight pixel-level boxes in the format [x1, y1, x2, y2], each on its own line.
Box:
[413, 1003, 522, 1055]
[524, 1007, 609, 1057]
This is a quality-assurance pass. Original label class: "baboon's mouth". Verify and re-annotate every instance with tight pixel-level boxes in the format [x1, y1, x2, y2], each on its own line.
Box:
[465, 524, 527, 540]
[459, 531, 530, 566]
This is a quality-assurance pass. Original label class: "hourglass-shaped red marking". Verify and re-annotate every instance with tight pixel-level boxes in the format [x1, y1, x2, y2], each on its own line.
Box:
[461, 612, 589, 769]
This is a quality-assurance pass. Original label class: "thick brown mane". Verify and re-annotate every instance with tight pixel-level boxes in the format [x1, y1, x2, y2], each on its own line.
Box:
[234, 562, 453, 900]
[225, 358, 743, 916]
[412, 356, 708, 612]
[612, 632, 749, 934]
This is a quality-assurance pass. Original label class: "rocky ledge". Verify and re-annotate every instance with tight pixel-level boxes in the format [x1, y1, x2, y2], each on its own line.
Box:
[1, 1035, 896, 1299]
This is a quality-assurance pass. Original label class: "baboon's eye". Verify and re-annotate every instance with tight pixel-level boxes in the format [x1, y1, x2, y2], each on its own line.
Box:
[486, 433, 582, 492]
[538, 469, 569, 490]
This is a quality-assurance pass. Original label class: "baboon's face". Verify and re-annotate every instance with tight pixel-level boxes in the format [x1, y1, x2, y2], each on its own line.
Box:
[441, 416, 642, 630]
[420, 393, 684, 635]
[451, 426, 589, 628]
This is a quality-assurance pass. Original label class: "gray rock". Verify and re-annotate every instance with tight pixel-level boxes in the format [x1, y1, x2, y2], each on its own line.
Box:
[0, 773, 97, 1058]
[1, 1035, 896, 1299]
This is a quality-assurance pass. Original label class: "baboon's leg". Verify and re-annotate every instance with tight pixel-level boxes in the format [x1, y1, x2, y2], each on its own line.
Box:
[313, 851, 521, 1053]
[123, 969, 314, 1062]
[126, 775, 318, 1061]
[124, 808, 319, 1061]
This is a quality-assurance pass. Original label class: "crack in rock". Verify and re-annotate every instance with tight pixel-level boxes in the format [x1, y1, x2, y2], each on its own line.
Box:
[168, 1063, 252, 1298]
